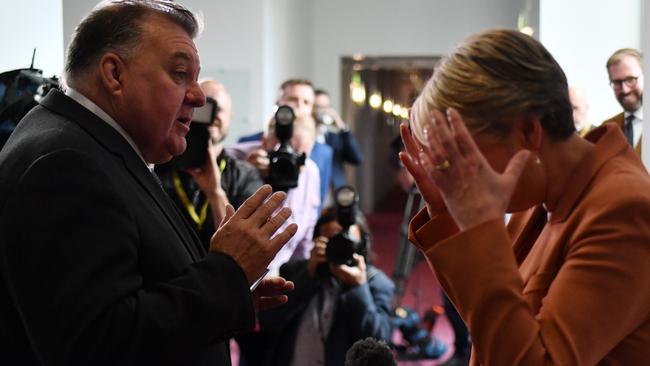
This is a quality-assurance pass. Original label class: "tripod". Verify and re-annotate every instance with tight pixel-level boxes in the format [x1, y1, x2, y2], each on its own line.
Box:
[392, 186, 425, 307]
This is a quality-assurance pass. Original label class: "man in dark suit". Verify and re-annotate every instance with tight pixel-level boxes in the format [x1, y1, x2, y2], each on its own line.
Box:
[602, 48, 644, 156]
[0, 2, 296, 365]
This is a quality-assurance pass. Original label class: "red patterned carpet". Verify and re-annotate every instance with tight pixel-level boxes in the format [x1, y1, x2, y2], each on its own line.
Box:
[368, 188, 456, 365]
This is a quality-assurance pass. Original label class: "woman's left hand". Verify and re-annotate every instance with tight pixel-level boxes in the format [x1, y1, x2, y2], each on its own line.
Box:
[412, 108, 530, 230]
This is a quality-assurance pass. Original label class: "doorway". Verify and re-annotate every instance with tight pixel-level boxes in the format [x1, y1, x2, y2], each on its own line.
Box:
[340, 56, 438, 213]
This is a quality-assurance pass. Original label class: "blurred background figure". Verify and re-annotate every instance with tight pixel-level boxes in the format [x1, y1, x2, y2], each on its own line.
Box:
[238, 79, 333, 206]
[568, 86, 594, 137]
[260, 189, 395, 366]
[314, 89, 363, 193]
[603, 48, 644, 154]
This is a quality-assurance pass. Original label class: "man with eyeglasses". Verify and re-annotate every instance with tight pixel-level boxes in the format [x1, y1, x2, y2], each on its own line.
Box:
[603, 48, 644, 155]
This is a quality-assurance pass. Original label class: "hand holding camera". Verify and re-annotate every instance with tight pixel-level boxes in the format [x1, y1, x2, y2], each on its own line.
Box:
[307, 237, 328, 278]
[315, 106, 346, 131]
[329, 253, 367, 286]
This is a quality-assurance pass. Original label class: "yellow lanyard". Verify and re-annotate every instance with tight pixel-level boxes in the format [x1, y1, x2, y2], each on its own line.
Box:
[172, 159, 226, 230]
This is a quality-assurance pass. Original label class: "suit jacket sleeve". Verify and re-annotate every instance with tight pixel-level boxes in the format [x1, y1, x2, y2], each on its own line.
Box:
[408, 200, 650, 366]
[337, 268, 395, 342]
[0, 150, 255, 365]
[327, 130, 363, 165]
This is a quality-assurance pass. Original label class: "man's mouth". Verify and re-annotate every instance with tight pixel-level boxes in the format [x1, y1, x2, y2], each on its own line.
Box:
[176, 117, 191, 133]
[177, 116, 191, 125]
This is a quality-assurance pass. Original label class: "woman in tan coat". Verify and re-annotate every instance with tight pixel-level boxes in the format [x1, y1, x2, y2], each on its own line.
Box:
[400, 29, 650, 365]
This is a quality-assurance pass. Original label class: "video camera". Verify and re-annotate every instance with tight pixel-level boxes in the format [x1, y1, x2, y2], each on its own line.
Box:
[325, 186, 368, 266]
[267, 105, 305, 192]
[169, 96, 219, 169]
[0, 68, 59, 148]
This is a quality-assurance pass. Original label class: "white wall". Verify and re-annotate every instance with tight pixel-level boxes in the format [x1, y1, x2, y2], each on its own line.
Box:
[540, 0, 642, 125]
[311, 0, 533, 112]
[0, 0, 64, 77]
[183, 0, 268, 145]
[309, 0, 537, 210]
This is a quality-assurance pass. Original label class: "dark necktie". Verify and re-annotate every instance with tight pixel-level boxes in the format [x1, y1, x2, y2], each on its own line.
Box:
[624, 114, 635, 146]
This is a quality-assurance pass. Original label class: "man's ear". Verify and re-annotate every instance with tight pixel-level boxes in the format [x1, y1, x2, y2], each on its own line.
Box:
[98, 53, 125, 96]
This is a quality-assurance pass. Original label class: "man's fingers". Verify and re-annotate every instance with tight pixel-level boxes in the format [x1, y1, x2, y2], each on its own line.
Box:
[255, 295, 289, 311]
[232, 185, 273, 219]
[253, 277, 294, 297]
[269, 223, 298, 252]
[262, 207, 292, 235]
[217, 204, 236, 229]
[250, 191, 287, 227]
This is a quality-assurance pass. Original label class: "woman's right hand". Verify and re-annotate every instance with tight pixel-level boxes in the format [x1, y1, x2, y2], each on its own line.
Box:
[399, 123, 447, 217]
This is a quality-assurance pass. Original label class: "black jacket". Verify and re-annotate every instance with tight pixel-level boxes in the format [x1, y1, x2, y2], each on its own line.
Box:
[0, 90, 254, 365]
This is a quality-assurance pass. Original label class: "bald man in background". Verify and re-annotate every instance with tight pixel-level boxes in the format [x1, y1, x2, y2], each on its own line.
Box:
[569, 86, 594, 137]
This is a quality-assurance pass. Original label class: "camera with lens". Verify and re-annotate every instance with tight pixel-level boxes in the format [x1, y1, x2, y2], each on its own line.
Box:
[325, 186, 368, 266]
[170, 96, 219, 170]
[314, 108, 334, 126]
[267, 105, 306, 192]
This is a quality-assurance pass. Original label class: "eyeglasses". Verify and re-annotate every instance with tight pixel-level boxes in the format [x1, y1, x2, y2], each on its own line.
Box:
[610, 75, 641, 89]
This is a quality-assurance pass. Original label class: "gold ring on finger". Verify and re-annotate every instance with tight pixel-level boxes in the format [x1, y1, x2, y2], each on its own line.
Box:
[434, 159, 451, 171]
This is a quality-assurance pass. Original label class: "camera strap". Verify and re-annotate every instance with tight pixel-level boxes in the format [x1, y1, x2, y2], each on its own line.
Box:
[171, 159, 226, 230]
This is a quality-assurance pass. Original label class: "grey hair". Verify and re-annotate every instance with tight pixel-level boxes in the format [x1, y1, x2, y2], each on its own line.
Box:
[63, 0, 202, 87]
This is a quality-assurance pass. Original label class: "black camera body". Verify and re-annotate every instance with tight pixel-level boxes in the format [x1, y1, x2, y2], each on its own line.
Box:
[325, 186, 367, 266]
[267, 105, 305, 192]
[1, 68, 59, 148]
[170, 96, 219, 170]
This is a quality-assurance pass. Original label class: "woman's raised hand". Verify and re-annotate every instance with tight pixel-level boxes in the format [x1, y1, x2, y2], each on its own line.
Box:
[400, 109, 530, 230]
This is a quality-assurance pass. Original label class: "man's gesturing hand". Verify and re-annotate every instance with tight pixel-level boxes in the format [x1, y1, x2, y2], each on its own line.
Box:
[209, 185, 297, 284]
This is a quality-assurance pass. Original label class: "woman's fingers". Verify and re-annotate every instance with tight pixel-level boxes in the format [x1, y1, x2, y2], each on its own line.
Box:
[400, 123, 422, 162]
[432, 109, 463, 164]
[502, 149, 531, 191]
[423, 114, 449, 167]
[447, 108, 481, 161]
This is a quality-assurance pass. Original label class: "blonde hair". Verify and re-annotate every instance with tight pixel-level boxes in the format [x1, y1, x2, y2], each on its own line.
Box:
[411, 29, 574, 146]
[606, 48, 643, 71]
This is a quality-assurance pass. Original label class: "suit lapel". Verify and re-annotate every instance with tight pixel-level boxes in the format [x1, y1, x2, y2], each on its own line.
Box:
[40, 90, 202, 261]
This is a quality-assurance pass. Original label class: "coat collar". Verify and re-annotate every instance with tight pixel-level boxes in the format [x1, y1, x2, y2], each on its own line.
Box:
[548, 124, 636, 223]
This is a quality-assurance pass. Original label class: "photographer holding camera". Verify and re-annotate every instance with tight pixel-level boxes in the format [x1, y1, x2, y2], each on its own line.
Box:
[314, 89, 363, 191]
[156, 79, 264, 248]
[261, 111, 321, 274]
[259, 187, 395, 366]
[241, 79, 333, 205]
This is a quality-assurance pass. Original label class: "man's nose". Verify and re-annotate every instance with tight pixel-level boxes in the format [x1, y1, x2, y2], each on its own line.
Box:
[187, 82, 206, 107]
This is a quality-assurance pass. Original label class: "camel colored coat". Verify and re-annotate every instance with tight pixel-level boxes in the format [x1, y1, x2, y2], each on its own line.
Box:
[409, 124, 650, 365]
[603, 112, 642, 157]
